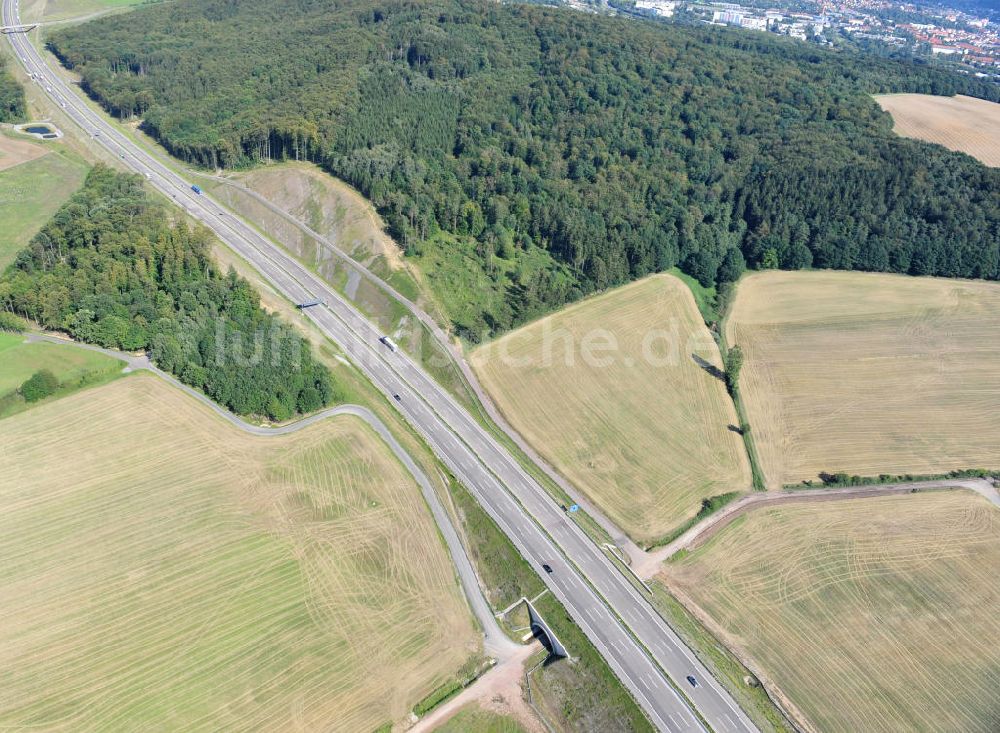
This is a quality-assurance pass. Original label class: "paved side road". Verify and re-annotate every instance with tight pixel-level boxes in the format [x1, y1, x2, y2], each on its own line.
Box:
[22, 333, 517, 661]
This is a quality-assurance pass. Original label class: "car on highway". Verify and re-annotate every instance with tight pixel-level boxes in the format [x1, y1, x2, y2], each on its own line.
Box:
[392, 393, 402, 402]
[687, 675, 699, 688]
[379, 335, 398, 353]
[542, 563, 553, 574]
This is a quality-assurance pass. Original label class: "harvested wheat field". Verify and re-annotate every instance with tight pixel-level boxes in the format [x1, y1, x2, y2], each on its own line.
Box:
[0, 132, 48, 172]
[875, 93, 1000, 167]
[665, 491, 1000, 733]
[0, 375, 477, 731]
[471, 274, 750, 546]
[727, 270, 1000, 488]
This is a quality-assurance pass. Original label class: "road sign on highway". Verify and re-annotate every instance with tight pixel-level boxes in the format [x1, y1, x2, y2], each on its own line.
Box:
[569, 504, 579, 512]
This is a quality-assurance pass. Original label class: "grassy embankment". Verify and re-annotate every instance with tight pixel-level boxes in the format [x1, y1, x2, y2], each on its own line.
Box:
[196, 163, 480, 412]
[447, 478, 654, 733]
[434, 704, 529, 733]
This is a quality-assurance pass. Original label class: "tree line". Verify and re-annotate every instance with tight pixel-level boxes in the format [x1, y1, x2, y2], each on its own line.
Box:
[47, 0, 1000, 340]
[0, 54, 26, 122]
[0, 166, 339, 420]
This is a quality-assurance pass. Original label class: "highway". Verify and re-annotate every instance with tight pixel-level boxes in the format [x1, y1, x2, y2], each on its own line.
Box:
[2, 7, 759, 731]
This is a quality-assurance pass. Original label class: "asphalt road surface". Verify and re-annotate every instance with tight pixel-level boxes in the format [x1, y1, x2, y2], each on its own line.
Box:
[3, 10, 758, 732]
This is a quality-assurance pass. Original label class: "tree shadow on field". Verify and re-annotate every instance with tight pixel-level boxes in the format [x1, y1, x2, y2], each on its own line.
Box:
[691, 353, 725, 383]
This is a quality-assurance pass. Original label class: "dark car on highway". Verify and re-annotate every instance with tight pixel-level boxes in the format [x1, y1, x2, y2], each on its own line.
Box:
[687, 675, 699, 688]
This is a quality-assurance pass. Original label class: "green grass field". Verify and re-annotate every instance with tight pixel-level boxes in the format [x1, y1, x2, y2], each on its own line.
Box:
[0, 333, 121, 393]
[0, 143, 89, 270]
[37, 0, 143, 22]
[0, 333, 124, 417]
[435, 705, 529, 733]
[666, 492, 1000, 733]
[0, 375, 478, 731]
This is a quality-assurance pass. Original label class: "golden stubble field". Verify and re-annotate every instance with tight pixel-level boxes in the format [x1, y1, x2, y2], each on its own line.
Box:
[0, 375, 477, 731]
[875, 93, 1000, 167]
[665, 491, 1000, 733]
[471, 274, 750, 545]
[0, 133, 49, 172]
[727, 270, 1000, 488]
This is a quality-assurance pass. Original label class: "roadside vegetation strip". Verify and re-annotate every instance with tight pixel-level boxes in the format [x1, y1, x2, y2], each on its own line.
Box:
[664, 491, 1000, 733]
[471, 273, 750, 546]
[875, 93, 1000, 167]
[444, 468, 653, 733]
[0, 376, 479, 731]
[726, 270, 1000, 490]
[649, 586, 797, 733]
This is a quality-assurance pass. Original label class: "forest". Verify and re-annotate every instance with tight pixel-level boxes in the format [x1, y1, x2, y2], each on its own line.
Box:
[48, 0, 1000, 339]
[0, 55, 26, 122]
[0, 166, 338, 420]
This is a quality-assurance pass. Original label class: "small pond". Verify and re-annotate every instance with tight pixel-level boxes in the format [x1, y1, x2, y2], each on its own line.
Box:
[24, 125, 54, 135]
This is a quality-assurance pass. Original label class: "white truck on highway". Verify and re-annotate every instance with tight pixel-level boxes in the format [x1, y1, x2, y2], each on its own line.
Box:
[379, 335, 398, 353]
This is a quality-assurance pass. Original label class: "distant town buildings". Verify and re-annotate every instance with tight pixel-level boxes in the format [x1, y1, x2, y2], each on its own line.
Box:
[635, 0, 677, 17]
[624, 0, 1000, 71]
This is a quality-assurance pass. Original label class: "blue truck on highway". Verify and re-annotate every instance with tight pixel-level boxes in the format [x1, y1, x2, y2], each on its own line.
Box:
[191, 184, 202, 195]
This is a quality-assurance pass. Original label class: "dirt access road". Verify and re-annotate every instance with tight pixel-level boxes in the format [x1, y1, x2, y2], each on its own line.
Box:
[631, 477, 1000, 578]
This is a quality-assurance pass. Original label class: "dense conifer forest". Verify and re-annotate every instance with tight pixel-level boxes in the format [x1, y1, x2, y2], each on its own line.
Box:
[48, 0, 1000, 338]
[0, 55, 26, 122]
[0, 167, 338, 419]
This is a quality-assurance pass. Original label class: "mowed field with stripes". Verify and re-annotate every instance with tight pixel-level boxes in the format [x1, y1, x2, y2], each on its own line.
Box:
[0, 375, 477, 731]
[666, 491, 1000, 733]
[727, 271, 1000, 488]
[471, 274, 750, 546]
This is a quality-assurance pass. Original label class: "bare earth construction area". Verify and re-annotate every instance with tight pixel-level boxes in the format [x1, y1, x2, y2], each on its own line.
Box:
[0, 375, 477, 731]
[875, 93, 1000, 167]
[664, 491, 1000, 733]
[471, 274, 750, 546]
[727, 270, 1000, 488]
